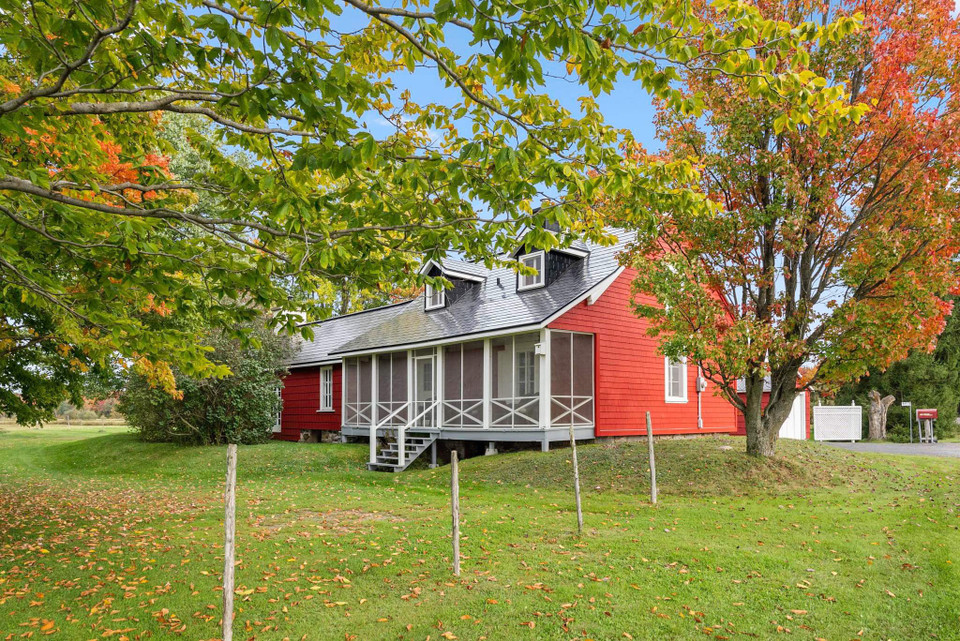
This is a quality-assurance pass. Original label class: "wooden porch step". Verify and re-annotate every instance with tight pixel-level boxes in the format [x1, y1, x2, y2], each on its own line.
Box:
[367, 430, 438, 473]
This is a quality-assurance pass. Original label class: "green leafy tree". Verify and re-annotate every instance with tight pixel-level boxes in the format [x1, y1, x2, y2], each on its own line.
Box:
[118, 321, 293, 445]
[0, 0, 860, 422]
[835, 308, 960, 441]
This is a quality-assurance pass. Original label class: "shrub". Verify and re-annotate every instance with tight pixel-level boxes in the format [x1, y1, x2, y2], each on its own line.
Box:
[119, 323, 292, 445]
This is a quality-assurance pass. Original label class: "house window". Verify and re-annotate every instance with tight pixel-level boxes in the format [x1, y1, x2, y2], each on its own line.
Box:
[665, 357, 688, 403]
[516, 348, 537, 396]
[319, 366, 333, 411]
[273, 385, 282, 433]
[425, 283, 445, 310]
[518, 251, 545, 291]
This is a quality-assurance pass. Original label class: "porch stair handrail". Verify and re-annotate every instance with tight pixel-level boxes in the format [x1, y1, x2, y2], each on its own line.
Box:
[398, 400, 439, 467]
[369, 402, 411, 465]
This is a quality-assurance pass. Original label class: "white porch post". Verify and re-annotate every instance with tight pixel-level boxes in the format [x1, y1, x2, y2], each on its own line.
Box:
[371, 355, 379, 427]
[364, 355, 376, 465]
[407, 349, 414, 420]
[482, 339, 491, 429]
[435, 346, 444, 428]
[539, 328, 550, 430]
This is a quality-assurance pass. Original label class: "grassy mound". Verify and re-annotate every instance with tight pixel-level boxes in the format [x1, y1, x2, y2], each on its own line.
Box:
[26, 429, 927, 499]
[459, 436, 906, 497]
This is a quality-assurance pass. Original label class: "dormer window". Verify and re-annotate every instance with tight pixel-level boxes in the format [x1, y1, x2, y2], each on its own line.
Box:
[518, 251, 545, 291]
[425, 283, 445, 310]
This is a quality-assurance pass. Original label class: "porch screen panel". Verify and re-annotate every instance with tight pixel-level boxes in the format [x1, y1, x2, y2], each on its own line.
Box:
[344, 357, 359, 425]
[375, 352, 407, 426]
[443, 344, 462, 425]
[491, 333, 540, 427]
[513, 333, 540, 425]
[491, 337, 513, 425]
[550, 331, 595, 427]
[377, 354, 391, 423]
[370, 352, 405, 425]
[357, 356, 373, 425]
[572, 334, 594, 425]
[461, 342, 484, 426]
[550, 332, 572, 423]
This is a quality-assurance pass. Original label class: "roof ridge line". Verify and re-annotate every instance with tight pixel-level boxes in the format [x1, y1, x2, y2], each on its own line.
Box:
[297, 299, 414, 328]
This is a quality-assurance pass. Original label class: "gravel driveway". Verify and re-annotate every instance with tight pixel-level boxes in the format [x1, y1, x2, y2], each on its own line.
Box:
[824, 441, 960, 458]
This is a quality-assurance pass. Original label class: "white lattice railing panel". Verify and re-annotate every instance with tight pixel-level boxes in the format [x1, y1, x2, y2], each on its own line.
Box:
[491, 396, 539, 427]
[813, 406, 862, 441]
[375, 401, 408, 427]
[550, 396, 594, 427]
[345, 401, 373, 426]
[442, 399, 483, 429]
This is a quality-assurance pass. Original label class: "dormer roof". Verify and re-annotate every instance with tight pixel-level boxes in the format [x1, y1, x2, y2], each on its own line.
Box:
[418, 258, 487, 283]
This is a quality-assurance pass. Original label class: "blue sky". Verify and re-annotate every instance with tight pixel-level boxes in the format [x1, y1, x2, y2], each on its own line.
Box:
[333, 5, 664, 154]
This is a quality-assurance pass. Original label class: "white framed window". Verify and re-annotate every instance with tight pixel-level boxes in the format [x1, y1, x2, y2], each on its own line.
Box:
[273, 385, 283, 433]
[665, 357, 688, 403]
[319, 366, 333, 411]
[518, 251, 545, 291]
[516, 348, 537, 396]
[425, 283, 445, 310]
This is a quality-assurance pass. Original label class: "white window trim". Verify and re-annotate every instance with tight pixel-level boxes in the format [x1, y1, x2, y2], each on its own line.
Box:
[425, 283, 445, 310]
[318, 366, 334, 412]
[517, 250, 545, 291]
[664, 356, 688, 403]
[273, 385, 283, 432]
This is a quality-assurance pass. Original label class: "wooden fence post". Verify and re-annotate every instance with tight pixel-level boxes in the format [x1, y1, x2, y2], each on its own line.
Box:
[645, 412, 657, 505]
[569, 424, 583, 535]
[222, 444, 237, 641]
[451, 450, 461, 577]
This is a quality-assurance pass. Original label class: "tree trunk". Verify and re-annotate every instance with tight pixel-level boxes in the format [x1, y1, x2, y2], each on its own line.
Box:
[867, 390, 895, 440]
[743, 371, 800, 457]
[743, 374, 777, 457]
[744, 407, 779, 457]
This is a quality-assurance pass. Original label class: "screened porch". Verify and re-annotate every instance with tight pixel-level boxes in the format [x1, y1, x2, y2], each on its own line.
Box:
[341, 329, 595, 439]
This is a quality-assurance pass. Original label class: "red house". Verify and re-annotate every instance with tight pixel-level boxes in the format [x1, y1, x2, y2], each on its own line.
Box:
[277, 228, 739, 470]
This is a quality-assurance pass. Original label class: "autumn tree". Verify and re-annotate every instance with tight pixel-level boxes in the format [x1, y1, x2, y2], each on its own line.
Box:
[625, 0, 960, 456]
[835, 301, 960, 440]
[0, 0, 862, 422]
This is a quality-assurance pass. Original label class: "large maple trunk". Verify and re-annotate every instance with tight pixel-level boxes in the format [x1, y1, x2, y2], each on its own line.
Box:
[742, 370, 800, 457]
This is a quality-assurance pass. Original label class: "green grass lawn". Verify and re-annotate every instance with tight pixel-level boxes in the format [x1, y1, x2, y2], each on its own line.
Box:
[1, 427, 958, 640]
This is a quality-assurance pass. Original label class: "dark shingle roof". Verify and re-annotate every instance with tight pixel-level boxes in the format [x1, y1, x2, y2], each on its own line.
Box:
[330, 229, 634, 355]
[439, 258, 491, 280]
[287, 301, 412, 368]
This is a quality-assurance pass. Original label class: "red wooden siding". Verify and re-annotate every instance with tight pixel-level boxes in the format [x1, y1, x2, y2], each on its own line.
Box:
[275, 364, 342, 441]
[549, 268, 738, 437]
[733, 391, 811, 439]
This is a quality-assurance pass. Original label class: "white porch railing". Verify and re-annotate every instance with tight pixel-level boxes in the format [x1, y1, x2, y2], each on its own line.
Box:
[441, 399, 483, 428]
[550, 395, 594, 426]
[370, 400, 440, 467]
[369, 402, 409, 465]
[345, 401, 372, 426]
[491, 395, 539, 427]
[375, 400, 407, 426]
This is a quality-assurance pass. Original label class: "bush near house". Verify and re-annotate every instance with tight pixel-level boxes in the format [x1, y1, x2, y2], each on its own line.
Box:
[118, 323, 292, 445]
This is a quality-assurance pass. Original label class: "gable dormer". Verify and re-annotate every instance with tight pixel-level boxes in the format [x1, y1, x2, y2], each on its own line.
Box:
[419, 259, 485, 311]
[512, 225, 589, 292]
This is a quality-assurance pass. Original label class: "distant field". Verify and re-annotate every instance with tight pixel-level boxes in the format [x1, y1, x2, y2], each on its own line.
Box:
[0, 419, 127, 429]
[0, 429, 957, 640]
